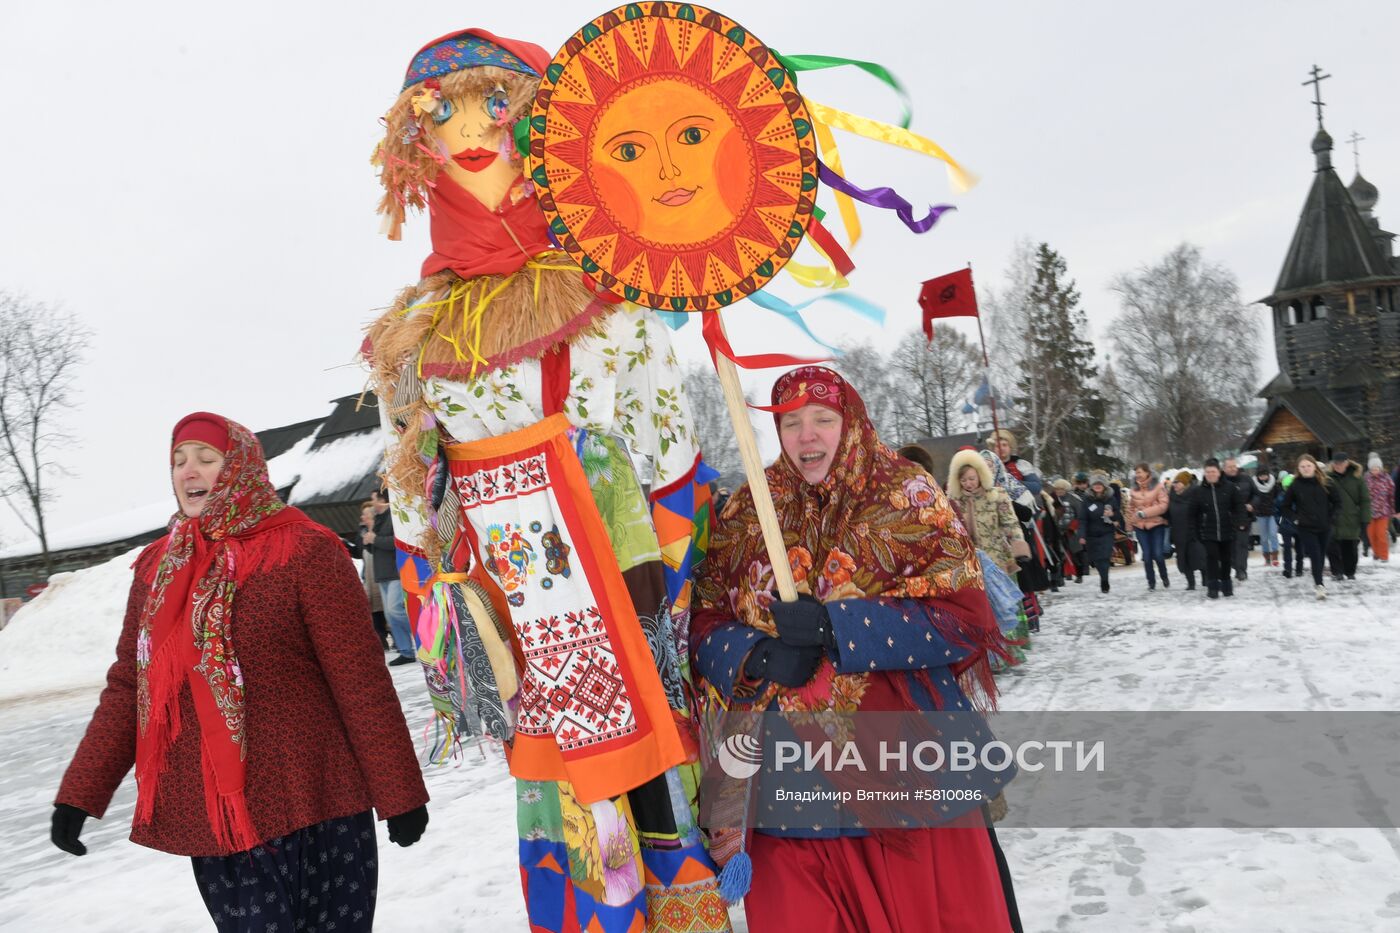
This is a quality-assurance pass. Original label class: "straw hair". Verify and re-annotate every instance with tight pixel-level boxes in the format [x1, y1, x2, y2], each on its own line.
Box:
[367, 265, 610, 557]
[373, 67, 540, 240]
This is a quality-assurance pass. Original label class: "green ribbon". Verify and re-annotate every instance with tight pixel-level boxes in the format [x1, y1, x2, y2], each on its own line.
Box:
[771, 52, 912, 129]
[513, 116, 531, 157]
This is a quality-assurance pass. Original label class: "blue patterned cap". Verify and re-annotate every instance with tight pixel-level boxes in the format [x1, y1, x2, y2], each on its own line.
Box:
[403, 30, 543, 90]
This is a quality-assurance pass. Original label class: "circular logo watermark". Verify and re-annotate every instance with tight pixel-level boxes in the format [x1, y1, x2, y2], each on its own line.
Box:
[717, 732, 763, 780]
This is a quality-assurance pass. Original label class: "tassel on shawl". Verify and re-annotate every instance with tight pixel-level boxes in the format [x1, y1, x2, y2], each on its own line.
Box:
[132, 632, 185, 827]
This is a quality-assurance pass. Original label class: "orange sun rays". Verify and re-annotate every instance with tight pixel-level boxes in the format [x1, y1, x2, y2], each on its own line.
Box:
[533, 5, 816, 309]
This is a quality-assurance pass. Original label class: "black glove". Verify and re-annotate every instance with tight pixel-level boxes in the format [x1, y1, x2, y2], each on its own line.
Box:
[386, 804, 429, 847]
[767, 593, 835, 651]
[744, 637, 824, 687]
[51, 804, 88, 856]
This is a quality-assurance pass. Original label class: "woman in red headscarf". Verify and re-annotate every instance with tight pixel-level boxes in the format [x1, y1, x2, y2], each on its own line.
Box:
[51, 413, 429, 932]
[692, 367, 1021, 932]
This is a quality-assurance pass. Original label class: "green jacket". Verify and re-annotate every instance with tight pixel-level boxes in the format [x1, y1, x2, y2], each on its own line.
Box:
[1330, 462, 1371, 540]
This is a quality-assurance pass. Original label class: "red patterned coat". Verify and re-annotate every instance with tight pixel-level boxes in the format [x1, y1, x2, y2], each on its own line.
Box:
[56, 526, 429, 856]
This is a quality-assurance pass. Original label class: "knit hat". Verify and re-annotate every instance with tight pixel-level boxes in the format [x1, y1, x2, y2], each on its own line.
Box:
[984, 428, 1016, 449]
[1173, 470, 1193, 486]
[1368, 452, 1383, 470]
[171, 412, 230, 459]
[1088, 470, 1110, 488]
[1074, 471, 1089, 483]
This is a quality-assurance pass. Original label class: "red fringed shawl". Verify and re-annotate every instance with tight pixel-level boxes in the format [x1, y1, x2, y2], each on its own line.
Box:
[135, 416, 334, 852]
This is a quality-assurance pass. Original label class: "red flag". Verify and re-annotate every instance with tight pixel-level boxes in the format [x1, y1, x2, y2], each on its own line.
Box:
[919, 268, 978, 339]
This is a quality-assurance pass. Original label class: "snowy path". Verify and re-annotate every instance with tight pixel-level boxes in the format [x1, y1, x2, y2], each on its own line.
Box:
[2, 557, 1399, 930]
[995, 558, 1400, 932]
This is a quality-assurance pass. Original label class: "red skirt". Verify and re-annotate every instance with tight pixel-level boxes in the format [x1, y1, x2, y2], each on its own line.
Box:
[745, 822, 1010, 932]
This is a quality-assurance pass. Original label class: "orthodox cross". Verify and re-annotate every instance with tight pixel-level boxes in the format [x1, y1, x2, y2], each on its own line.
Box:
[1347, 131, 1365, 173]
[1302, 64, 1330, 127]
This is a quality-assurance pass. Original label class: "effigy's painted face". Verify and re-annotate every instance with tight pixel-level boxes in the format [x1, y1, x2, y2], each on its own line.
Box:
[590, 79, 749, 246]
[429, 84, 520, 208]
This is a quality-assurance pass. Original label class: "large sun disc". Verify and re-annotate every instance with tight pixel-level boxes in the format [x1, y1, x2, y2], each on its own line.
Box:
[529, 3, 817, 311]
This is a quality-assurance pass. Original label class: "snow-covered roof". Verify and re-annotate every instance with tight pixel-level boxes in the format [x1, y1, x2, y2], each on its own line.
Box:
[0, 397, 385, 561]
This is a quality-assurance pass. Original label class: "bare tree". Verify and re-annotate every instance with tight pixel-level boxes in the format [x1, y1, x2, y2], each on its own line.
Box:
[834, 342, 901, 443]
[0, 294, 90, 574]
[890, 327, 979, 439]
[1109, 244, 1260, 462]
[680, 362, 744, 478]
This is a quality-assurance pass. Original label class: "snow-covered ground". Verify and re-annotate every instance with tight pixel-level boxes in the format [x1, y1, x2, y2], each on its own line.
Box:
[2, 552, 1398, 930]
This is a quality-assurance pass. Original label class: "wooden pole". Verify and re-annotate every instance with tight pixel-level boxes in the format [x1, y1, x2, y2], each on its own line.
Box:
[968, 262, 1001, 438]
[709, 313, 799, 603]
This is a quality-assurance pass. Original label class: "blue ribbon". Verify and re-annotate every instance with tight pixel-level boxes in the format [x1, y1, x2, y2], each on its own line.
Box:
[656, 289, 885, 356]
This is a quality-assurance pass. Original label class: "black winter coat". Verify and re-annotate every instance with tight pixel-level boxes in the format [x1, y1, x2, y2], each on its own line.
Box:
[370, 508, 399, 580]
[1281, 474, 1340, 535]
[1248, 477, 1278, 517]
[1168, 485, 1201, 551]
[1077, 491, 1119, 563]
[1195, 479, 1246, 542]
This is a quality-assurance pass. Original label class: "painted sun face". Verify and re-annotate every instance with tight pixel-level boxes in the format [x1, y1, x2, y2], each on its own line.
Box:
[428, 86, 519, 209]
[591, 79, 750, 246]
[533, 6, 816, 307]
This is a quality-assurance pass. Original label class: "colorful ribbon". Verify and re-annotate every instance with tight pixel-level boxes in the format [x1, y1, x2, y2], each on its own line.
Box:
[700, 310, 829, 370]
[804, 216, 855, 276]
[814, 120, 863, 250]
[771, 52, 913, 129]
[817, 161, 956, 234]
[806, 100, 978, 193]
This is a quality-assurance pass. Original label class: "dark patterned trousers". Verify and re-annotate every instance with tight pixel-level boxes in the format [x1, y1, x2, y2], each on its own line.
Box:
[191, 811, 377, 932]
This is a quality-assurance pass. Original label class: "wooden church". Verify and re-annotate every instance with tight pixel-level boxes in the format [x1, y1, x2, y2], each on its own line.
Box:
[1245, 68, 1400, 468]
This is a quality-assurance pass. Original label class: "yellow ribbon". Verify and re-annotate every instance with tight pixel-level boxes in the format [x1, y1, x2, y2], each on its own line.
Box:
[807, 100, 978, 193]
[814, 120, 862, 249]
[405, 256, 583, 379]
[783, 259, 849, 290]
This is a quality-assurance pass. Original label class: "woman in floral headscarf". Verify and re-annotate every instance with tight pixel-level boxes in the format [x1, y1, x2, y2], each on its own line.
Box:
[692, 367, 1019, 932]
[52, 413, 428, 932]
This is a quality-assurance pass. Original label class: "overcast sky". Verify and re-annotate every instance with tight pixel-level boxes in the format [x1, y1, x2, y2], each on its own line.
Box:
[2, 1, 1396, 549]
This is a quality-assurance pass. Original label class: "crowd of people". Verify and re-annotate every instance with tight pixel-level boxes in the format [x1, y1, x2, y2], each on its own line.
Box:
[937, 441, 1400, 607]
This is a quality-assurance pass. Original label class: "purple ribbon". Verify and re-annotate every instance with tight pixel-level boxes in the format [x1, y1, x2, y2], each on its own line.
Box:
[817, 160, 955, 234]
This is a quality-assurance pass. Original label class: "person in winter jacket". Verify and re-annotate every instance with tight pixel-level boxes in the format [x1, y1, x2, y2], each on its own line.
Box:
[1248, 468, 1280, 567]
[1039, 489, 1066, 591]
[1077, 472, 1118, 593]
[1326, 453, 1370, 580]
[947, 449, 1029, 574]
[984, 433, 1052, 599]
[1055, 478, 1086, 583]
[1221, 458, 1254, 580]
[1275, 474, 1304, 578]
[987, 428, 1043, 497]
[52, 413, 430, 931]
[1126, 462, 1171, 590]
[1365, 453, 1397, 562]
[366, 489, 416, 665]
[1194, 458, 1247, 599]
[1167, 471, 1205, 590]
[1280, 454, 1340, 597]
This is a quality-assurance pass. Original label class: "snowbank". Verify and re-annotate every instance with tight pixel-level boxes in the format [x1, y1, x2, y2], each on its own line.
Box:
[0, 546, 142, 703]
